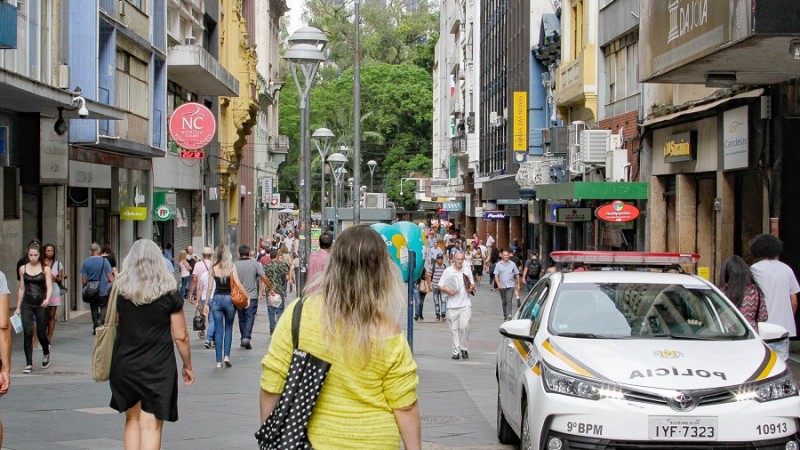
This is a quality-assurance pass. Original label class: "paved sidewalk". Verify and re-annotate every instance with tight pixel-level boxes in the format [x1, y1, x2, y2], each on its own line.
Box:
[0, 282, 514, 450]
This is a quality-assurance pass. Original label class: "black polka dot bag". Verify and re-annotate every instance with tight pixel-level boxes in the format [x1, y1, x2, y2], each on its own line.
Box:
[255, 299, 332, 450]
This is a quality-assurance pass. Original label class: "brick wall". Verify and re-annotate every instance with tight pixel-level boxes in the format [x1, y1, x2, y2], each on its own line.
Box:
[598, 109, 640, 181]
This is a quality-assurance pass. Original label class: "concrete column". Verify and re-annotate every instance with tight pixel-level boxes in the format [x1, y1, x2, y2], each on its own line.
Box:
[477, 217, 486, 243]
[696, 177, 715, 280]
[649, 175, 667, 252]
[497, 219, 510, 251]
[716, 172, 735, 278]
[676, 174, 697, 268]
[510, 215, 523, 250]
[465, 216, 475, 240]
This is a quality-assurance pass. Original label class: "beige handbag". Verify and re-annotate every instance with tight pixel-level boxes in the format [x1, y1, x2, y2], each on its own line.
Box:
[92, 284, 119, 382]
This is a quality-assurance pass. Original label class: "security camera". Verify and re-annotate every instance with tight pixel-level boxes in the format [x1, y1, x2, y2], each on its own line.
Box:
[73, 96, 88, 119]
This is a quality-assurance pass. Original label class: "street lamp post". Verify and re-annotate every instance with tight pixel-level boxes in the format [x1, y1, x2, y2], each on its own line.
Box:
[353, 0, 362, 225]
[312, 127, 335, 214]
[367, 160, 377, 193]
[330, 159, 348, 238]
[284, 27, 327, 296]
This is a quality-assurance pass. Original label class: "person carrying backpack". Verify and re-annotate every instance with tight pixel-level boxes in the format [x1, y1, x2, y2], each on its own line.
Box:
[522, 252, 542, 293]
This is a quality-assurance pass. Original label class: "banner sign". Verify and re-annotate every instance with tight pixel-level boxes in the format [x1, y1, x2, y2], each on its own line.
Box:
[595, 201, 640, 223]
[169, 102, 216, 150]
[513, 91, 528, 164]
[556, 207, 593, 222]
[723, 106, 749, 170]
[483, 210, 505, 220]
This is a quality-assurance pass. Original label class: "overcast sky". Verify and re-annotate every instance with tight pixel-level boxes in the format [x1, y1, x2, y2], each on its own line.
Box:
[285, 0, 306, 35]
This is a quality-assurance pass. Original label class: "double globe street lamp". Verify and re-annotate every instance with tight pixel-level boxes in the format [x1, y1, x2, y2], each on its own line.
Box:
[326, 152, 348, 238]
[312, 127, 335, 212]
[283, 26, 328, 295]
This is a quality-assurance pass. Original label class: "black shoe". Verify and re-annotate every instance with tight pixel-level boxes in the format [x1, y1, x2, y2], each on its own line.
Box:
[420, 315, 424, 320]
[461, 350, 469, 359]
[451, 354, 460, 360]
[42, 353, 50, 368]
[414, 315, 419, 321]
[92, 329, 96, 336]
[243, 341, 252, 350]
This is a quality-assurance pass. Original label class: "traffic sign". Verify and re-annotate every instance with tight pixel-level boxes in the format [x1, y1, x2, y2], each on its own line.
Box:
[180, 150, 205, 159]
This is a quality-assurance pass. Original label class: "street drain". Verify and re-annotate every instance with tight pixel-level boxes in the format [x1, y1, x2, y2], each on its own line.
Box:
[421, 414, 463, 424]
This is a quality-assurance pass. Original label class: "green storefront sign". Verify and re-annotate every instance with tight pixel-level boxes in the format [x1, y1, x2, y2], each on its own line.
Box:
[153, 191, 177, 221]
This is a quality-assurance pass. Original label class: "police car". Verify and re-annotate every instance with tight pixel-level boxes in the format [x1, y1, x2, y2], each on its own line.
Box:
[496, 251, 800, 450]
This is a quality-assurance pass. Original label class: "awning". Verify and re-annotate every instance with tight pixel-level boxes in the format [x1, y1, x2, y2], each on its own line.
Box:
[536, 182, 649, 201]
[642, 89, 763, 128]
[0, 68, 125, 120]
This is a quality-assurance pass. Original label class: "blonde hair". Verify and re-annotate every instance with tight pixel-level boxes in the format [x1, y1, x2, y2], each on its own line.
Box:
[178, 250, 187, 263]
[115, 239, 177, 306]
[312, 225, 404, 363]
[211, 244, 233, 278]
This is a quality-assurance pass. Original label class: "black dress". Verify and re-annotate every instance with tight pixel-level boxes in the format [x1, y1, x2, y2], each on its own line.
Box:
[109, 290, 183, 422]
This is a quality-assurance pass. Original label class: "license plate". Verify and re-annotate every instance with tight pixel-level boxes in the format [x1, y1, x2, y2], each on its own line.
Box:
[649, 416, 718, 440]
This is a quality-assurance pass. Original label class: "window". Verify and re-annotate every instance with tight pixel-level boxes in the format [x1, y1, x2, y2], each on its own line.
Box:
[3, 167, 18, 220]
[603, 36, 640, 106]
[116, 51, 150, 117]
[126, 0, 144, 11]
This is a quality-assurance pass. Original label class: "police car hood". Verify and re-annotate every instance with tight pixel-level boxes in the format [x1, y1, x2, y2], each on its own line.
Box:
[543, 336, 782, 389]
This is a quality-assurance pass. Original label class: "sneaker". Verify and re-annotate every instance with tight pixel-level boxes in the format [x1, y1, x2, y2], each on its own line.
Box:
[224, 357, 232, 368]
[461, 350, 469, 359]
[22, 365, 32, 374]
[244, 341, 252, 350]
[216, 362, 223, 368]
[42, 353, 50, 368]
[204, 341, 212, 349]
[451, 354, 460, 360]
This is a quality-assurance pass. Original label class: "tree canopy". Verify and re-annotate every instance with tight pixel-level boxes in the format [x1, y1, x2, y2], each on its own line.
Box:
[278, 63, 433, 211]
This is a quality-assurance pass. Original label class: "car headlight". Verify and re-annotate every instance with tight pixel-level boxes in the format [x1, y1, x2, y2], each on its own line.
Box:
[737, 371, 799, 403]
[542, 362, 623, 401]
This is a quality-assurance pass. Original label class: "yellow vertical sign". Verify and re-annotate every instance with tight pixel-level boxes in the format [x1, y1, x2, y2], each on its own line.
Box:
[513, 91, 527, 152]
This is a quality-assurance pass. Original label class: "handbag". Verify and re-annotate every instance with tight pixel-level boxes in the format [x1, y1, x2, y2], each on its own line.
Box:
[91, 283, 119, 382]
[463, 273, 475, 296]
[255, 299, 332, 449]
[83, 263, 106, 303]
[230, 275, 249, 309]
[192, 303, 205, 331]
[267, 293, 283, 308]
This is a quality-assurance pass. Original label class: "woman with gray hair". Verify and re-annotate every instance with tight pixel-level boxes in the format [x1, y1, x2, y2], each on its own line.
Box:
[108, 239, 194, 450]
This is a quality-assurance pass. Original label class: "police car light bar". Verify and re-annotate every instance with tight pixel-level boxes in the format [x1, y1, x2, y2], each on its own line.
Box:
[550, 251, 700, 266]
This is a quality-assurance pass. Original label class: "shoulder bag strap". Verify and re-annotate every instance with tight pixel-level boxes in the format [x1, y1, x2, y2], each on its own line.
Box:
[291, 298, 304, 350]
[103, 284, 119, 325]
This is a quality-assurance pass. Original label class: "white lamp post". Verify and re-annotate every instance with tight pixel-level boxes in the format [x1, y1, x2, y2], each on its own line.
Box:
[284, 27, 327, 295]
[312, 127, 335, 212]
[327, 152, 348, 237]
[367, 160, 378, 193]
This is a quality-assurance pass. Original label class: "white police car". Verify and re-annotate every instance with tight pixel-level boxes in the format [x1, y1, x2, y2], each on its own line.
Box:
[496, 251, 800, 450]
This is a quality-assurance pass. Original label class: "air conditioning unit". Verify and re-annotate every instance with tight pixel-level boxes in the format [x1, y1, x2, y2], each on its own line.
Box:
[365, 193, 387, 208]
[605, 148, 629, 181]
[580, 130, 611, 163]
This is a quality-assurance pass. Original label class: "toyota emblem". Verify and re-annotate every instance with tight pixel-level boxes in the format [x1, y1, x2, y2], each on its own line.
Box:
[668, 393, 697, 412]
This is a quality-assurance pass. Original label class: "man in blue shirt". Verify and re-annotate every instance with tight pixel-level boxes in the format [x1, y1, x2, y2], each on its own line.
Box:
[80, 243, 113, 334]
[494, 250, 520, 321]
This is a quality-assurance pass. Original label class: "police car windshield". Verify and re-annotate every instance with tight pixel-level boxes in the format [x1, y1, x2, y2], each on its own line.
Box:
[549, 283, 751, 340]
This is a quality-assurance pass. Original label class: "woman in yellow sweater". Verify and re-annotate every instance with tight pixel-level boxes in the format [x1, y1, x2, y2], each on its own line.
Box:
[259, 225, 422, 449]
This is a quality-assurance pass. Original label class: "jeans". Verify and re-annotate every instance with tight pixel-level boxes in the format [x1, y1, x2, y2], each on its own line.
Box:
[498, 288, 514, 318]
[526, 279, 538, 292]
[489, 264, 496, 288]
[204, 298, 215, 341]
[237, 298, 259, 342]
[180, 276, 191, 299]
[211, 294, 236, 362]
[90, 295, 109, 330]
[21, 302, 50, 365]
[267, 295, 285, 335]
[414, 287, 427, 318]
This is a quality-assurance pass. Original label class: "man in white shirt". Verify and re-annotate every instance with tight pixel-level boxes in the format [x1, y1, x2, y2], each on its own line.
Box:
[486, 232, 495, 249]
[750, 234, 800, 360]
[438, 251, 475, 360]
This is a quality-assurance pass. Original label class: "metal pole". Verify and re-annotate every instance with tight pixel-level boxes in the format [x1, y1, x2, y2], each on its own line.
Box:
[333, 179, 339, 238]
[300, 98, 312, 295]
[407, 250, 415, 352]
[297, 93, 307, 295]
[353, 0, 361, 224]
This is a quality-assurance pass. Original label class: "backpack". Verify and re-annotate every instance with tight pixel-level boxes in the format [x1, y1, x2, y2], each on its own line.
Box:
[526, 260, 541, 280]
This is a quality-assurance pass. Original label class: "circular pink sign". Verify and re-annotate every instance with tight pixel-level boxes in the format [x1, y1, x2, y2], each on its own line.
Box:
[169, 103, 216, 150]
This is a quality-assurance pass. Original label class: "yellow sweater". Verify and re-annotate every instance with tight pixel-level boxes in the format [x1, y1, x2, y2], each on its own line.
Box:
[260, 296, 419, 449]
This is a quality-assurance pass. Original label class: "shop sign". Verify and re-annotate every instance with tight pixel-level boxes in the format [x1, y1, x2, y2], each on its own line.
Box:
[121, 206, 147, 221]
[663, 131, 696, 163]
[261, 177, 273, 205]
[168, 102, 216, 150]
[505, 204, 521, 216]
[556, 207, 593, 222]
[442, 201, 463, 212]
[513, 91, 527, 164]
[546, 201, 566, 224]
[596, 201, 640, 223]
[723, 106, 748, 170]
[152, 191, 177, 221]
[269, 193, 281, 209]
[483, 210, 505, 220]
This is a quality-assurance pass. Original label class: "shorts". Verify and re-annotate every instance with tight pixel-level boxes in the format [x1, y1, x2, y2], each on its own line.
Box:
[472, 265, 483, 275]
[49, 295, 62, 307]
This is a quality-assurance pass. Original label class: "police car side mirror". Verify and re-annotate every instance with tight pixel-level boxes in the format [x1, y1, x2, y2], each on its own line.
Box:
[758, 322, 789, 343]
[499, 319, 534, 342]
